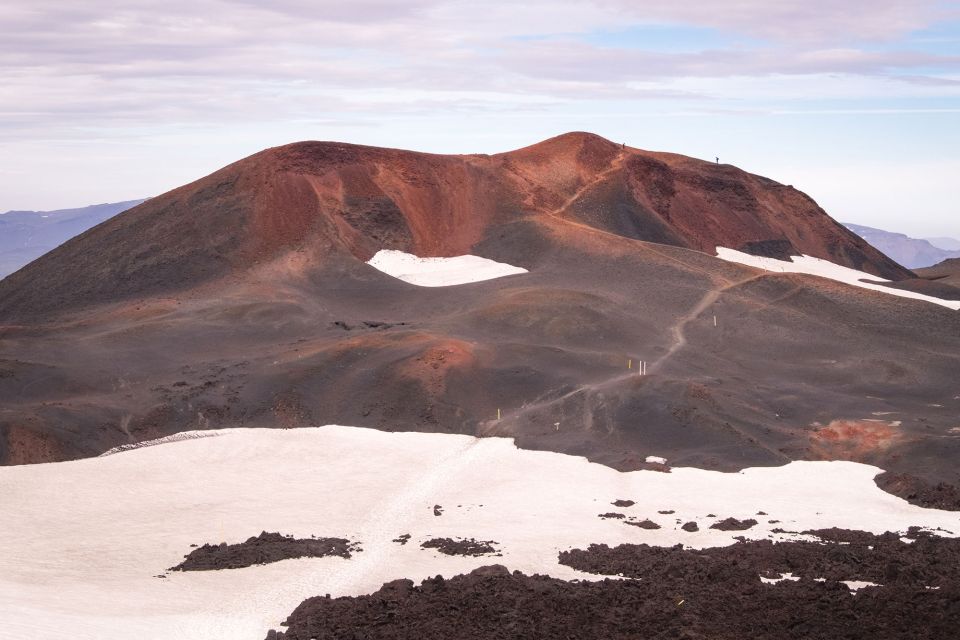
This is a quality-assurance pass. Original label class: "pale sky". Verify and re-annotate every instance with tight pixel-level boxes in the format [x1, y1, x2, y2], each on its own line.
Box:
[2, 1, 959, 237]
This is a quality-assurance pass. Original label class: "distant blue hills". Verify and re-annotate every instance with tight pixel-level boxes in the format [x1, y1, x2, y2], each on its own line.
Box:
[844, 223, 960, 270]
[0, 199, 145, 279]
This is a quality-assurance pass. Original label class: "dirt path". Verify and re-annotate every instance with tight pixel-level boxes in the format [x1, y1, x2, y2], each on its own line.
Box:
[481, 369, 640, 434]
[550, 150, 627, 217]
[649, 273, 767, 372]
[483, 272, 768, 431]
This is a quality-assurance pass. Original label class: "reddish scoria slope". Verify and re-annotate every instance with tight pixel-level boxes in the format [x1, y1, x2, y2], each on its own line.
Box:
[5, 132, 955, 502]
[0, 132, 908, 320]
[497, 134, 906, 278]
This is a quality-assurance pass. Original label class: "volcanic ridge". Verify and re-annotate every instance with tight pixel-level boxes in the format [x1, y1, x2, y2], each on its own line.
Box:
[1, 132, 958, 505]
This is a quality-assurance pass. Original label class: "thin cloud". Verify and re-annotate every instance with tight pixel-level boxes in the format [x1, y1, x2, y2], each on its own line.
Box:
[595, 0, 949, 43]
[0, 1, 957, 147]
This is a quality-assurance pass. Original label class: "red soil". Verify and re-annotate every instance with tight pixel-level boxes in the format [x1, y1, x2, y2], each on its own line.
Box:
[811, 419, 901, 461]
[396, 339, 476, 397]
[0, 132, 909, 321]
[1, 424, 62, 465]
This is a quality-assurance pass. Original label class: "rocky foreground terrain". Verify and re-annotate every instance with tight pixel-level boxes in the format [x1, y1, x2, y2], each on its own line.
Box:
[2, 133, 959, 638]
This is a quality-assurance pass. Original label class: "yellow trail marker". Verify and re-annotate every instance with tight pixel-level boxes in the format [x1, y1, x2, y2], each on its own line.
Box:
[497, 408, 501, 420]
[628, 358, 632, 369]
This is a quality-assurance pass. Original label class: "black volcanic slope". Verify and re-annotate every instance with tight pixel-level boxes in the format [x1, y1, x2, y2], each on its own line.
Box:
[1, 133, 958, 498]
[171, 532, 360, 571]
[269, 529, 960, 640]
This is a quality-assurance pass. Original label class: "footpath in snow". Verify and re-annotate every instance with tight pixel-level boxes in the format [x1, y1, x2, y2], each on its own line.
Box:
[3, 426, 959, 639]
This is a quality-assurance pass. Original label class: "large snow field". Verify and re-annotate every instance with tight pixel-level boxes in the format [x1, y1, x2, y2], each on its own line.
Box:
[366, 250, 527, 286]
[716, 247, 960, 310]
[2, 425, 958, 639]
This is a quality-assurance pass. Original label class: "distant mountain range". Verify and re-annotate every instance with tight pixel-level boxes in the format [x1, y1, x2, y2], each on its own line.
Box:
[844, 223, 960, 269]
[0, 200, 146, 279]
[927, 236, 960, 251]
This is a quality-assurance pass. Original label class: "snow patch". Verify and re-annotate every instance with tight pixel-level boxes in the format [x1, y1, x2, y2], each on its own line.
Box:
[760, 572, 800, 584]
[760, 574, 879, 592]
[715, 248, 960, 311]
[645, 455, 668, 464]
[2, 425, 957, 639]
[366, 250, 527, 287]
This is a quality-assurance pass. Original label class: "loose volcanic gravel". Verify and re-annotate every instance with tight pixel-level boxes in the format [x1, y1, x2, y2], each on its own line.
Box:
[559, 528, 960, 587]
[710, 517, 758, 531]
[170, 532, 360, 571]
[266, 528, 960, 640]
[419, 537, 500, 557]
[875, 471, 960, 511]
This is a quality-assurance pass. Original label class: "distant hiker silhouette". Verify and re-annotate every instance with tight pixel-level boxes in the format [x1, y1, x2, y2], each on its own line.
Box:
[715, 157, 719, 164]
